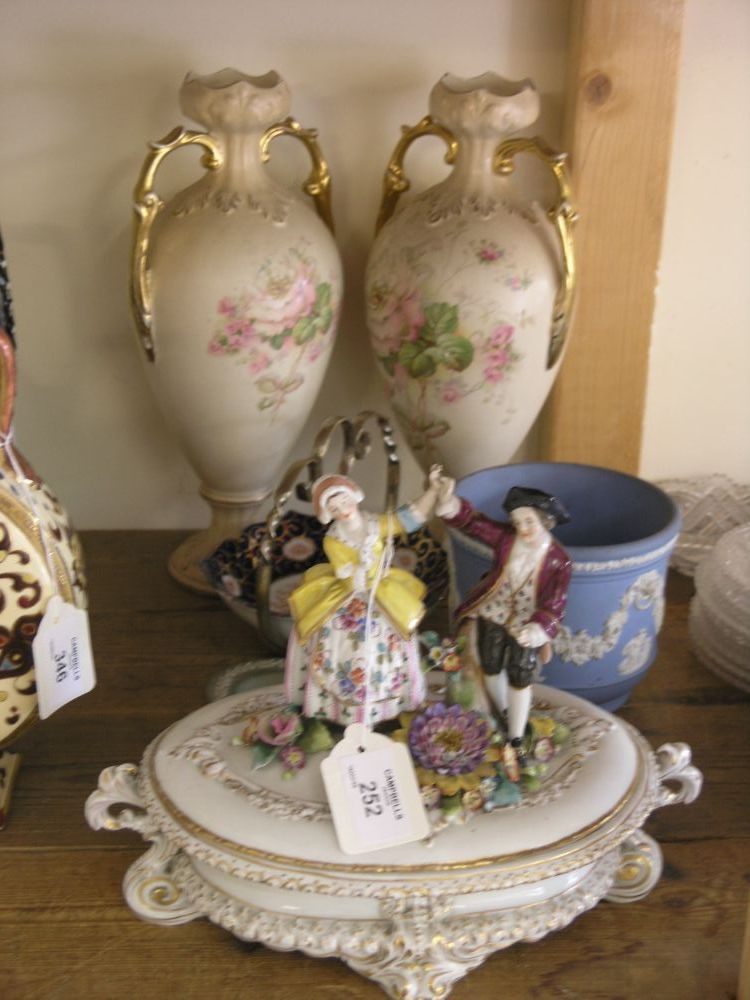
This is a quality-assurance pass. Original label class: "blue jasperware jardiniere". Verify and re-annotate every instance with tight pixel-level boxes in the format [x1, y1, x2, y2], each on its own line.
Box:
[446, 462, 681, 710]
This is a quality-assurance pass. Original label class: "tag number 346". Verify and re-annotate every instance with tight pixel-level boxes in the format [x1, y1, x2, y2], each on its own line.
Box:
[358, 780, 383, 817]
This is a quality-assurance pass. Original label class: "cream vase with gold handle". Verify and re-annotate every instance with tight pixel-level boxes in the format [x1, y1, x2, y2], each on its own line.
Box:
[366, 72, 577, 476]
[130, 69, 343, 592]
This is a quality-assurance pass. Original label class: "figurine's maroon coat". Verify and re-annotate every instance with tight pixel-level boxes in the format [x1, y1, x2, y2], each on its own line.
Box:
[446, 497, 572, 638]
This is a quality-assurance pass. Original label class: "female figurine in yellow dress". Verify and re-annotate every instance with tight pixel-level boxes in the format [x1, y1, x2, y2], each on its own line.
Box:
[284, 469, 442, 725]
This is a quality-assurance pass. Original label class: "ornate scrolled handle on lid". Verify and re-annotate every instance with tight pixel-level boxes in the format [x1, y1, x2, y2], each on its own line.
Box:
[129, 127, 223, 363]
[260, 117, 335, 234]
[254, 410, 400, 652]
[375, 115, 460, 235]
[494, 136, 578, 368]
[85, 763, 155, 836]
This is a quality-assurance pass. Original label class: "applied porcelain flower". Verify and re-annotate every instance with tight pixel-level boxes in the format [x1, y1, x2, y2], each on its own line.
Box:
[279, 744, 306, 775]
[404, 703, 501, 796]
[257, 708, 303, 746]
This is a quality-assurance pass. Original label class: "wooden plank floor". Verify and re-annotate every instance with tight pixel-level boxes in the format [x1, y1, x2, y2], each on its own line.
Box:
[1, 532, 747, 999]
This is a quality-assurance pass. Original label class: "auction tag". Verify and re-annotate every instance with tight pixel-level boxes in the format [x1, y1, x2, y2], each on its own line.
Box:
[321, 723, 430, 855]
[33, 596, 96, 719]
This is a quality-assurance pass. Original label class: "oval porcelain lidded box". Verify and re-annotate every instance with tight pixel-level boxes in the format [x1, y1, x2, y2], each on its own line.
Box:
[447, 463, 681, 710]
[87, 684, 700, 998]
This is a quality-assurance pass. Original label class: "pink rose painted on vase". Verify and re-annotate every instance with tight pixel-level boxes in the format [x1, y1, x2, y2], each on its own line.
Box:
[252, 257, 317, 337]
[367, 281, 425, 357]
[476, 240, 505, 263]
[367, 277, 521, 457]
[441, 378, 463, 404]
[208, 243, 338, 414]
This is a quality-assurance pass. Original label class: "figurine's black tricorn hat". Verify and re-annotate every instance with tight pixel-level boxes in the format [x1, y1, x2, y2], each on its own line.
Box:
[503, 486, 571, 525]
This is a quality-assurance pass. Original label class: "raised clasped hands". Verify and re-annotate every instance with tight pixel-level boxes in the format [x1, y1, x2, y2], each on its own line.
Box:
[427, 464, 457, 517]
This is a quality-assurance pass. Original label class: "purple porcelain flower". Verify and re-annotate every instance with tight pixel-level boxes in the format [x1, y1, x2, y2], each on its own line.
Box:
[279, 744, 306, 774]
[408, 703, 492, 776]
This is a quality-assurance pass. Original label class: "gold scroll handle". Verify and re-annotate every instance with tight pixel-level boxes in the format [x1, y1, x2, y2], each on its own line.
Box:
[375, 115, 459, 235]
[130, 127, 223, 363]
[255, 411, 400, 653]
[494, 136, 578, 368]
[260, 117, 334, 234]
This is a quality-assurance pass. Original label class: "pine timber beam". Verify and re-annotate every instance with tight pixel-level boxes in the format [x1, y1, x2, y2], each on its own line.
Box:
[540, 0, 685, 472]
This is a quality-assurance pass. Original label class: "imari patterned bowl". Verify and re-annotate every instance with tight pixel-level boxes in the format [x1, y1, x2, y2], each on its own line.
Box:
[86, 683, 701, 998]
[202, 509, 449, 635]
[447, 462, 681, 710]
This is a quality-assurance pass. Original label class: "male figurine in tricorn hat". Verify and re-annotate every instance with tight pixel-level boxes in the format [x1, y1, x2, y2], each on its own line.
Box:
[435, 476, 572, 759]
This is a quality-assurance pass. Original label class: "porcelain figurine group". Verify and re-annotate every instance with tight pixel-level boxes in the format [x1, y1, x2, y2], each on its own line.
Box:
[284, 467, 572, 759]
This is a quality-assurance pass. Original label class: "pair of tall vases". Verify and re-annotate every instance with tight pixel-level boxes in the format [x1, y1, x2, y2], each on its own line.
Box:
[130, 69, 577, 591]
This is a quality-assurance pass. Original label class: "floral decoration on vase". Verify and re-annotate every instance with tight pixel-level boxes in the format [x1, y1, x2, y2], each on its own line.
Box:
[367, 235, 526, 456]
[208, 243, 338, 414]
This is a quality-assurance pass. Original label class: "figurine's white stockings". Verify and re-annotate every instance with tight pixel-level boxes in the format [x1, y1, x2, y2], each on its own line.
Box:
[485, 672, 509, 714]
[507, 684, 532, 742]
[484, 674, 532, 741]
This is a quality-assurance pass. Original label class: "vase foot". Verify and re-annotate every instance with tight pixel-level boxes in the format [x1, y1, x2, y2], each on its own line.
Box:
[168, 531, 221, 594]
[168, 493, 269, 595]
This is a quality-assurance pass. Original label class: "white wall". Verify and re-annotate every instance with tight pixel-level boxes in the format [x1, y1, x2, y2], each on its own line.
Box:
[3, 0, 746, 531]
[0, 0, 568, 527]
[641, 0, 750, 483]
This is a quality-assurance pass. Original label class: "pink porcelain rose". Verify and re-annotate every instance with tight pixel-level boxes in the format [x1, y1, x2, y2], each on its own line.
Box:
[256, 708, 303, 746]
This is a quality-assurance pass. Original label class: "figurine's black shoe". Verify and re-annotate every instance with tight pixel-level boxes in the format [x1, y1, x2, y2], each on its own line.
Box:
[510, 736, 529, 767]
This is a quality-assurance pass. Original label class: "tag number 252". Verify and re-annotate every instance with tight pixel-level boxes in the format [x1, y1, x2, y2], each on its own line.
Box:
[358, 780, 383, 817]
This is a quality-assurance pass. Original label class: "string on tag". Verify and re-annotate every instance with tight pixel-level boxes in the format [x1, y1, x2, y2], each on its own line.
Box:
[0, 429, 58, 597]
[361, 511, 395, 739]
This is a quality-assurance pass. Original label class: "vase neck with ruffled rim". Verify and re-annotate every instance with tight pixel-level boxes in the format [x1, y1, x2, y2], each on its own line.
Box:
[174, 69, 291, 214]
[428, 73, 539, 202]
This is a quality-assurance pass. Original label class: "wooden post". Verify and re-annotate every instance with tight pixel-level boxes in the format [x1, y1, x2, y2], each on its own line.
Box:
[540, 0, 685, 472]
